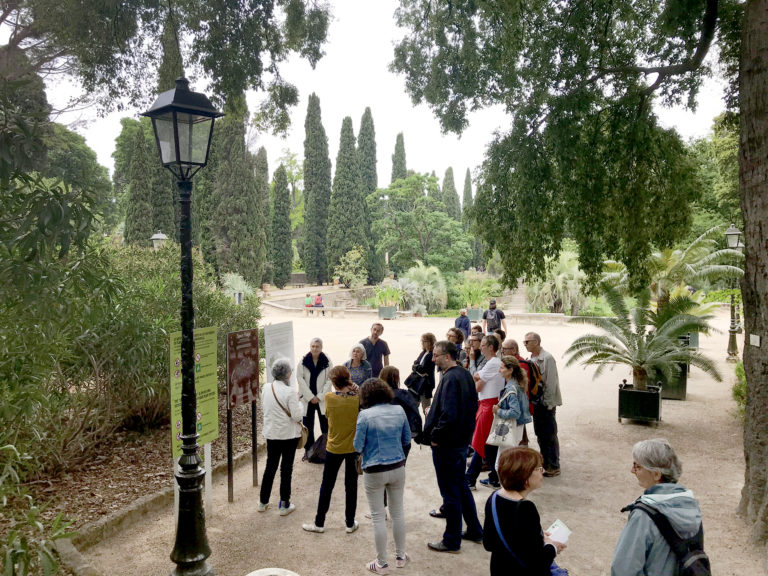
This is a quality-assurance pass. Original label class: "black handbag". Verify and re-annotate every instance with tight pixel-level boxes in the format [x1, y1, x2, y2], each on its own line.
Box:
[404, 371, 428, 396]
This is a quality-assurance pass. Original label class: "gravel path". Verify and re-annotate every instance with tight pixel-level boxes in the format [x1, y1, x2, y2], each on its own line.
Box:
[81, 307, 762, 575]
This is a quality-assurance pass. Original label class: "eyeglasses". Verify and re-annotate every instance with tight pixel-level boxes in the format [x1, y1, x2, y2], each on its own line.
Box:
[502, 347, 514, 351]
[632, 462, 643, 472]
[523, 340, 533, 344]
[534, 466, 544, 473]
[432, 353, 444, 359]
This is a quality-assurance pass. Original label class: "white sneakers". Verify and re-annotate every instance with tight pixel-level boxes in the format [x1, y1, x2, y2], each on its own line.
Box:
[278, 502, 296, 516]
[302, 523, 325, 533]
[346, 521, 359, 534]
[257, 502, 270, 512]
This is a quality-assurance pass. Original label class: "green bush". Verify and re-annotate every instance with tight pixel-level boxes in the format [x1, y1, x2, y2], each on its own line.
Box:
[733, 361, 746, 418]
[702, 288, 741, 304]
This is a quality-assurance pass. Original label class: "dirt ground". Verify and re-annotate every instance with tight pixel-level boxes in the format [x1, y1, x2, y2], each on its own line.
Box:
[80, 304, 764, 576]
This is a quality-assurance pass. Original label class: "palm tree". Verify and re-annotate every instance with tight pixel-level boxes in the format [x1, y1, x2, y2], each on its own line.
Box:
[602, 225, 744, 309]
[527, 250, 586, 314]
[402, 261, 447, 313]
[564, 286, 722, 390]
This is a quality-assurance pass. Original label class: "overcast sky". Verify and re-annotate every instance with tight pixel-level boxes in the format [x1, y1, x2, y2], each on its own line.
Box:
[52, 0, 727, 191]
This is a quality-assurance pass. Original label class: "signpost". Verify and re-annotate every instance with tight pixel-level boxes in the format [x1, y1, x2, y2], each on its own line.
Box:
[225, 329, 260, 501]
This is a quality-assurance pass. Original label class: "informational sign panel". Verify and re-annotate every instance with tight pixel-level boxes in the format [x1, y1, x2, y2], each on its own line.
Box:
[226, 329, 260, 409]
[263, 322, 296, 387]
[170, 326, 219, 458]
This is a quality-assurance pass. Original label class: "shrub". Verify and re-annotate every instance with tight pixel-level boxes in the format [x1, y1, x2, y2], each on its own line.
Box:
[733, 362, 746, 418]
[401, 262, 447, 313]
[333, 246, 368, 288]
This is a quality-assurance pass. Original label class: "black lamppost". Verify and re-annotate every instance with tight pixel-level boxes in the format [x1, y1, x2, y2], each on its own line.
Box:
[143, 78, 222, 576]
[724, 224, 743, 363]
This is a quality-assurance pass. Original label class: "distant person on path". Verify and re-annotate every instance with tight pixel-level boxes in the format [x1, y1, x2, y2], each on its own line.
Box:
[524, 332, 562, 477]
[344, 343, 373, 386]
[467, 335, 505, 490]
[302, 365, 360, 534]
[455, 309, 471, 341]
[259, 358, 303, 516]
[411, 332, 436, 415]
[424, 340, 483, 553]
[612, 439, 704, 576]
[361, 323, 390, 378]
[297, 338, 333, 461]
[354, 378, 412, 573]
[313, 292, 325, 316]
[483, 447, 566, 576]
[305, 293, 314, 315]
[482, 299, 507, 335]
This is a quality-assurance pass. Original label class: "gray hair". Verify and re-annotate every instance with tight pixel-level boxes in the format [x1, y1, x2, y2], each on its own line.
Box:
[271, 357, 292, 383]
[632, 438, 682, 483]
[350, 343, 367, 360]
[310, 337, 323, 347]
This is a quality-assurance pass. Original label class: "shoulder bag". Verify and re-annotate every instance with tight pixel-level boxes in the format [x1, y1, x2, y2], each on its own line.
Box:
[486, 388, 519, 448]
[272, 383, 308, 449]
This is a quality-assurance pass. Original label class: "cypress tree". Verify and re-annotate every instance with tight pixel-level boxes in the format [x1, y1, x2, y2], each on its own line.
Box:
[301, 93, 332, 284]
[213, 97, 263, 286]
[156, 14, 185, 240]
[271, 165, 292, 288]
[253, 146, 270, 284]
[462, 168, 473, 228]
[429, 170, 442, 203]
[357, 107, 385, 283]
[391, 132, 407, 183]
[123, 128, 154, 246]
[442, 167, 461, 220]
[327, 117, 369, 276]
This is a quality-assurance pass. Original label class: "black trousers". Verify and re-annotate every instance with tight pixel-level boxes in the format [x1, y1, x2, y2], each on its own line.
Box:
[314, 451, 358, 528]
[303, 401, 328, 452]
[533, 407, 560, 471]
[260, 437, 298, 504]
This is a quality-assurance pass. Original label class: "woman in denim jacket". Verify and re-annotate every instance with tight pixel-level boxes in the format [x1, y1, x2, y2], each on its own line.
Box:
[492, 356, 532, 470]
[354, 378, 411, 574]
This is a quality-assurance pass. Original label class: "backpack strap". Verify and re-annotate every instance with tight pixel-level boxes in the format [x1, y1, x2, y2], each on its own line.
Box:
[491, 492, 528, 569]
[624, 501, 703, 561]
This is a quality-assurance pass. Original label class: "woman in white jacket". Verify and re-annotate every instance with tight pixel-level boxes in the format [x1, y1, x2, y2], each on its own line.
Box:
[296, 337, 333, 460]
[259, 358, 303, 516]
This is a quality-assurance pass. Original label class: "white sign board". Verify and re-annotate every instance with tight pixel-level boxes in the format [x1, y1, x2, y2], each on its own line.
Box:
[264, 322, 296, 388]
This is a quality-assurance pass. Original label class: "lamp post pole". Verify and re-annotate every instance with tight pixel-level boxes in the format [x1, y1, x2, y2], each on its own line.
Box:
[143, 77, 222, 576]
[724, 224, 743, 364]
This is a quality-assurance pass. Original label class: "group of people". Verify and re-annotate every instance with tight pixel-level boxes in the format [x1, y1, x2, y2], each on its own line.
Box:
[257, 309, 706, 576]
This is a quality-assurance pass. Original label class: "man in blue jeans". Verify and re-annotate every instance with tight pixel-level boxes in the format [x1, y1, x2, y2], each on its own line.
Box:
[424, 340, 483, 553]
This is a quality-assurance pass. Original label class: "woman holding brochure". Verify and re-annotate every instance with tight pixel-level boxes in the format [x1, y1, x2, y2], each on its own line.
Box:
[483, 447, 567, 576]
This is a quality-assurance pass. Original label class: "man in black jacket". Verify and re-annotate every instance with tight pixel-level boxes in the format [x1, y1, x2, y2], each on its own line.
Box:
[424, 340, 483, 553]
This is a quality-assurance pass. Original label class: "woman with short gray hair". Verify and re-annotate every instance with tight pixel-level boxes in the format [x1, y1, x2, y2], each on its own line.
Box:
[345, 343, 372, 386]
[259, 358, 303, 516]
[297, 337, 333, 460]
[611, 438, 704, 576]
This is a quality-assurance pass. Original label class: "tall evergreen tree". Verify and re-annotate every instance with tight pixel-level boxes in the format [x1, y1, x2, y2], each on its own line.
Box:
[301, 93, 332, 284]
[442, 167, 461, 220]
[253, 146, 270, 283]
[327, 117, 369, 275]
[123, 128, 154, 246]
[150, 161, 175, 238]
[391, 132, 407, 183]
[270, 165, 292, 288]
[357, 107, 385, 283]
[213, 99, 263, 285]
[462, 168, 473, 228]
[156, 12, 185, 240]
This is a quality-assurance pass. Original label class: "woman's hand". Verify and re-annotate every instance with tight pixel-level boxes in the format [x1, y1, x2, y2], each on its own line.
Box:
[492, 404, 499, 414]
[310, 396, 319, 404]
[544, 534, 567, 554]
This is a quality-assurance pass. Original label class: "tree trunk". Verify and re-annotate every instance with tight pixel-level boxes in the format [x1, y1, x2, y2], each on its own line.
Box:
[738, 0, 768, 545]
[632, 366, 648, 391]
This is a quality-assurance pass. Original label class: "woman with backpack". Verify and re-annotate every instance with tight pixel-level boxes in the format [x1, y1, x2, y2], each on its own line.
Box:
[611, 438, 707, 576]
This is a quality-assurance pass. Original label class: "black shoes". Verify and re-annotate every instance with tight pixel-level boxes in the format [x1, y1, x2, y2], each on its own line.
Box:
[479, 478, 501, 488]
[461, 531, 483, 543]
[543, 468, 561, 477]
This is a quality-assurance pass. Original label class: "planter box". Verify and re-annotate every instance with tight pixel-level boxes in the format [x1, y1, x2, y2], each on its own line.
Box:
[466, 308, 483, 322]
[618, 383, 662, 424]
[659, 363, 688, 401]
[378, 306, 397, 320]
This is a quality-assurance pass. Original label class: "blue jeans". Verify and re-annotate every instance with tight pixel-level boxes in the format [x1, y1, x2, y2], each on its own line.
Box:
[465, 445, 499, 485]
[431, 445, 483, 549]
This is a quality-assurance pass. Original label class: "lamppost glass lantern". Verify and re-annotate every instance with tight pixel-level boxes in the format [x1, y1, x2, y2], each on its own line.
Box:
[142, 77, 223, 181]
[725, 223, 742, 249]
